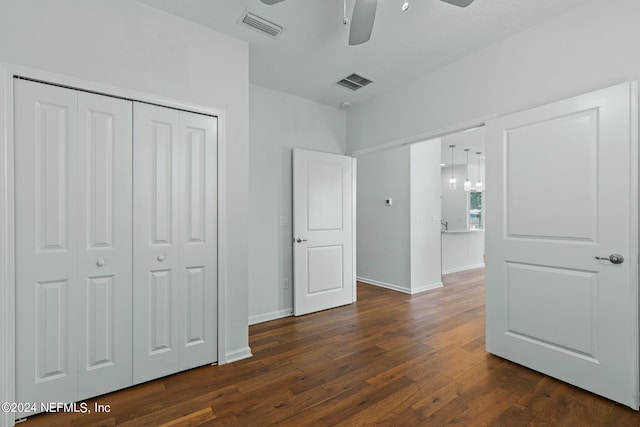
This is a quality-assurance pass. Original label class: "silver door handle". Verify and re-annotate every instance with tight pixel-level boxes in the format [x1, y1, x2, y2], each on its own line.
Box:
[295, 237, 308, 243]
[595, 254, 624, 264]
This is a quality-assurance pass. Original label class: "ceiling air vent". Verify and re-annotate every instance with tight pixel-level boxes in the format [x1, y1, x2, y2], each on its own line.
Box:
[238, 9, 284, 39]
[336, 73, 374, 91]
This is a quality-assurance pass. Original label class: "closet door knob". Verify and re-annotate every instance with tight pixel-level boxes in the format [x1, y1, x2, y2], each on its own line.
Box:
[96, 259, 106, 267]
[157, 255, 166, 262]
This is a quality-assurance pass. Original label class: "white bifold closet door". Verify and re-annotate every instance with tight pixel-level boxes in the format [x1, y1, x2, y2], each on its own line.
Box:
[15, 80, 218, 413]
[132, 102, 217, 384]
[15, 79, 133, 407]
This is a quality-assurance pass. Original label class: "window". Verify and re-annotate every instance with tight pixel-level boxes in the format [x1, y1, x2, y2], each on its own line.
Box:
[470, 191, 482, 230]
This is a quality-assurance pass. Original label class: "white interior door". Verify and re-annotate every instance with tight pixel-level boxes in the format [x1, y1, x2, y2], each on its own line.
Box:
[76, 91, 133, 400]
[133, 102, 181, 383]
[178, 110, 217, 371]
[14, 79, 218, 414]
[485, 82, 638, 408]
[15, 79, 134, 411]
[293, 149, 355, 316]
[15, 79, 80, 410]
[133, 102, 218, 383]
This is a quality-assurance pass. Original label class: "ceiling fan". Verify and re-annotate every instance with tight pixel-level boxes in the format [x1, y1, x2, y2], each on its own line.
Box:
[260, 0, 475, 46]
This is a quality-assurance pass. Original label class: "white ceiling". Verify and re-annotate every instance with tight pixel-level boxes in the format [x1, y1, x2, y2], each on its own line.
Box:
[137, 0, 589, 108]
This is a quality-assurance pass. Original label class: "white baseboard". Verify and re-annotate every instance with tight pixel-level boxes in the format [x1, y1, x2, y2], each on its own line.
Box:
[357, 276, 444, 295]
[225, 346, 253, 364]
[442, 263, 485, 275]
[357, 276, 411, 294]
[248, 308, 293, 325]
[411, 281, 444, 294]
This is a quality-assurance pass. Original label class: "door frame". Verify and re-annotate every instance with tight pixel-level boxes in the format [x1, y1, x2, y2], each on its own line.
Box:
[0, 63, 229, 426]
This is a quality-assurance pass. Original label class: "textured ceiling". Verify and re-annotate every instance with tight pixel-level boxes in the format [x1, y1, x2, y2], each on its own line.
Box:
[137, 0, 589, 108]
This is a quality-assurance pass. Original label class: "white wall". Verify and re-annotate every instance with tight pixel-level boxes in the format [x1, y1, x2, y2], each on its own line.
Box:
[410, 141, 443, 293]
[357, 141, 443, 294]
[347, 0, 640, 153]
[0, 0, 250, 361]
[442, 231, 485, 274]
[248, 84, 346, 323]
[356, 146, 411, 291]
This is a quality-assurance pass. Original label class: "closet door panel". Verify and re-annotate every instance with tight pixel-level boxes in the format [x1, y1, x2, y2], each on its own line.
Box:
[15, 79, 79, 410]
[179, 112, 218, 369]
[133, 102, 181, 384]
[77, 92, 133, 399]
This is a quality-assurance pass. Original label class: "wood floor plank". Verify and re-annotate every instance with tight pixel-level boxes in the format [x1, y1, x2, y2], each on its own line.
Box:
[320, 376, 417, 426]
[274, 382, 376, 426]
[489, 403, 537, 426]
[423, 397, 471, 426]
[412, 380, 461, 416]
[156, 407, 215, 427]
[451, 388, 519, 426]
[603, 403, 640, 427]
[336, 379, 421, 427]
[19, 269, 640, 426]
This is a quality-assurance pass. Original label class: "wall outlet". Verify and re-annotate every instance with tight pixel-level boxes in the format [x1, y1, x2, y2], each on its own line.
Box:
[283, 278, 290, 289]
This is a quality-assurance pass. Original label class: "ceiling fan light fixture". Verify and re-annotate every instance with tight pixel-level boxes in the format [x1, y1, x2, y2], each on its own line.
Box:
[440, 0, 475, 7]
[261, 0, 475, 47]
[349, 0, 378, 46]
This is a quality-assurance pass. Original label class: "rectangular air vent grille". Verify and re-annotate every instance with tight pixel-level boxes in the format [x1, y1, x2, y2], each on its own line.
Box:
[239, 10, 284, 38]
[336, 73, 374, 91]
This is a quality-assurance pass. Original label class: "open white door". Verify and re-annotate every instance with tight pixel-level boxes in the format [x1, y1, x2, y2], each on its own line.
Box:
[486, 82, 638, 408]
[293, 149, 355, 316]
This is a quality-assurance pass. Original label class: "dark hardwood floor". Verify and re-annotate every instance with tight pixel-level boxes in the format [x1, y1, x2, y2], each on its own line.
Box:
[20, 268, 640, 426]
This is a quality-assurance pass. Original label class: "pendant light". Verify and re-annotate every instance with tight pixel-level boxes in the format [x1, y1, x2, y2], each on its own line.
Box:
[464, 148, 471, 192]
[475, 152, 483, 192]
[448, 145, 457, 189]
[343, 0, 349, 24]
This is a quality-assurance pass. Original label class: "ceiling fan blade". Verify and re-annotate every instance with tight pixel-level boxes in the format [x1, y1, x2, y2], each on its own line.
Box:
[440, 0, 475, 7]
[349, 0, 378, 46]
[261, 0, 286, 4]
